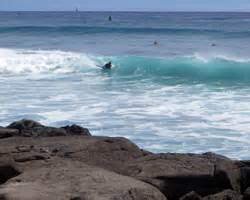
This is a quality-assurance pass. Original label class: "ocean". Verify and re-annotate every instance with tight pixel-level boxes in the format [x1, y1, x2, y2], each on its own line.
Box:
[0, 11, 250, 159]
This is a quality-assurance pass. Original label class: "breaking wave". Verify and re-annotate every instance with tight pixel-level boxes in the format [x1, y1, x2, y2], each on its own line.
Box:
[1, 48, 250, 82]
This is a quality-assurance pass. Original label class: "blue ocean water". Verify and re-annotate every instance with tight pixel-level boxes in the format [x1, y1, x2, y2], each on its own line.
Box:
[1, 11, 250, 159]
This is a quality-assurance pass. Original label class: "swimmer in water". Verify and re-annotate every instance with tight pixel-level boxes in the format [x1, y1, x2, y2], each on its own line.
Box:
[153, 40, 158, 46]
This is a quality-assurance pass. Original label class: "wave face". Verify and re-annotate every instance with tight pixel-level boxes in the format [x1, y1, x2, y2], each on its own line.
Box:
[111, 55, 250, 82]
[1, 48, 250, 83]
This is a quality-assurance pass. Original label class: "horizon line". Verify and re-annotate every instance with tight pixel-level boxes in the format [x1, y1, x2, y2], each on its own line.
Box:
[0, 10, 250, 13]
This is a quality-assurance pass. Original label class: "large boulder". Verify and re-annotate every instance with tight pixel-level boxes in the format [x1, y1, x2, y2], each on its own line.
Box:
[0, 159, 167, 200]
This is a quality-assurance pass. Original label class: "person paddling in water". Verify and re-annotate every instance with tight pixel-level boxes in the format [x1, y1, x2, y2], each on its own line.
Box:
[102, 61, 112, 69]
[153, 40, 158, 46]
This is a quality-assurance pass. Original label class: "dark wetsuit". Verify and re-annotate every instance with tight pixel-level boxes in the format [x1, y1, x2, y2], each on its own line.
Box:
[103, 62, 112, 69]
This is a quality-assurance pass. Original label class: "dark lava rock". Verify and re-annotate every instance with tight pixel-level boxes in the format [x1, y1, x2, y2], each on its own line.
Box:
[7, 119, 43, 130]
[5, 119, 91, 137]
[62, 124, 91, 136]
[203, 190, 242, 200]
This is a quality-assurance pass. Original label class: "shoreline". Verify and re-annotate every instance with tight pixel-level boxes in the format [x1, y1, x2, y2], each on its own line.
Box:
[0, 119, 249, 200]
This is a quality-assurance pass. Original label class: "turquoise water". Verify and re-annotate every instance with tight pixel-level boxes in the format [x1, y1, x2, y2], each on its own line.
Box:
[1, 12, 250, 159]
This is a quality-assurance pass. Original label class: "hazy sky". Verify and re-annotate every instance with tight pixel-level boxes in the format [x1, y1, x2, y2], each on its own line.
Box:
[1, 0, 250, 11]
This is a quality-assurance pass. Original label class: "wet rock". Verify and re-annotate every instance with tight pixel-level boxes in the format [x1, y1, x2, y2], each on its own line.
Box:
[62, 124, 91, 136]
[6, 119, 91, 137]
[203, 190, 242, 200]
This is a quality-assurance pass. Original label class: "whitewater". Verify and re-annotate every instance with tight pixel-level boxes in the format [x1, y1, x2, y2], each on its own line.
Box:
[1, 11, 250, 159]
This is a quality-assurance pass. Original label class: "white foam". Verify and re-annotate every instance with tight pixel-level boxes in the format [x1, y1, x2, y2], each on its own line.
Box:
[0, 48, 98, 74]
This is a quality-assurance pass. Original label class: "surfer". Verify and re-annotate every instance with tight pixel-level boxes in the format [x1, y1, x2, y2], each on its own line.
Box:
[102, 62, 112, 69]
[108, 16, 112, 21]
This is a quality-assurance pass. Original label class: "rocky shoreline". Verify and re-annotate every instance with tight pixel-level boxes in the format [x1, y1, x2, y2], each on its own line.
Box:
[0, 119, 249, 200]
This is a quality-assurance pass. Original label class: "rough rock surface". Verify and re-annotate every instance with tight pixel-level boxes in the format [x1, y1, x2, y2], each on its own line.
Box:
[0, 119, 248, 200]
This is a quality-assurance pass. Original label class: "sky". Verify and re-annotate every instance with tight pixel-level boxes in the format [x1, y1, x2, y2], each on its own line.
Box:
[0, 0, 250, 12]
